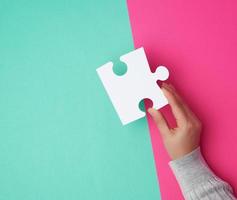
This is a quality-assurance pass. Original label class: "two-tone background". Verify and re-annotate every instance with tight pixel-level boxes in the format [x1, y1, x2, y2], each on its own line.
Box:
[1, 0, 237, 199]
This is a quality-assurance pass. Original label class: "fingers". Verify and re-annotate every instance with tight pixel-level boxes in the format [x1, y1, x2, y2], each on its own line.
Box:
[163, 83, 199, 121]
[147, 108, 170, 138]
[166, 84, 193, 115]
[162, 83, 187, 127]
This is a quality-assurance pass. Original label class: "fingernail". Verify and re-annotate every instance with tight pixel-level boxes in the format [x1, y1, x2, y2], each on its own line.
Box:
[168, 84, 176, 91]
[162, 84, 170, 92]
[162, 83, 174, 93]
[162, 82, 169, 88]
[147, 107, 152, 113]
[147, 108, 154, 115]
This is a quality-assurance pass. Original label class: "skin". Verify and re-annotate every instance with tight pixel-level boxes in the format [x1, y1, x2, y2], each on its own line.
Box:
[148, 83, 202, 160]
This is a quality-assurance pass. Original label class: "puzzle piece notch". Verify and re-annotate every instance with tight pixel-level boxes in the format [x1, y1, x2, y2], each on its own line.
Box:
[97, 47, 169, 125]
[139, 98, 153, 112]
[112, 59, 127, 76]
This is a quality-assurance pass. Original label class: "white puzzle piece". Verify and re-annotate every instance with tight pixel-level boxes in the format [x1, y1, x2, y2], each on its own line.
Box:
[96, 47, 169, 125]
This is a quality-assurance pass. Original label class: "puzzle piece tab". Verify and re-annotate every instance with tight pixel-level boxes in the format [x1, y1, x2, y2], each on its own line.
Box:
[97, 47, 169, 125]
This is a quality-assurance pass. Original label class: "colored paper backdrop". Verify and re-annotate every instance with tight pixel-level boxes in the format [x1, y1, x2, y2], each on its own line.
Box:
[128, 0, 237, 199]
[0, 1, 161, 199]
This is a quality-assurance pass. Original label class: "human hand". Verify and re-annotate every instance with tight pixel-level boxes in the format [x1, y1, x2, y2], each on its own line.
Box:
[148, 83, 202, 160]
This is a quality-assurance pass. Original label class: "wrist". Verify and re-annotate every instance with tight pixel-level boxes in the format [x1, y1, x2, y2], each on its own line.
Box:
[168, 144, 200, 160]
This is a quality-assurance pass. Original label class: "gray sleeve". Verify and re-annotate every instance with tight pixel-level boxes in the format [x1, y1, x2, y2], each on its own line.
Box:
[169, 147, 236, 200]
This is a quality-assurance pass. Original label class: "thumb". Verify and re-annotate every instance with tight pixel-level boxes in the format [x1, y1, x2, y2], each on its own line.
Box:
[147, 108, 170, 138]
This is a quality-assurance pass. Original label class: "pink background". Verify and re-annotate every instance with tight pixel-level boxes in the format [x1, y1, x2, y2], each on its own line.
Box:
[127, 0, 237, 199]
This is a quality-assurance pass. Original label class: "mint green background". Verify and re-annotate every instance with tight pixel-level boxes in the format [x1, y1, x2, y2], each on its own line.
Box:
[0, 1, 161, 199]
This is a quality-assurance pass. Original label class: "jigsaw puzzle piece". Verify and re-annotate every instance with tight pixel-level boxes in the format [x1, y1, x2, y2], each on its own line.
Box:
[97, 47, 169, 125]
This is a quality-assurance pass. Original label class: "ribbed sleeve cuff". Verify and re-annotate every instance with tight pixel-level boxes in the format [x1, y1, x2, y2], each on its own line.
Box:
[169, 147, 215, 194]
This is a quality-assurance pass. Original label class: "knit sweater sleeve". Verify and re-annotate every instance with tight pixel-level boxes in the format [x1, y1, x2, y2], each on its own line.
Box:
[169, 147, 236, 200]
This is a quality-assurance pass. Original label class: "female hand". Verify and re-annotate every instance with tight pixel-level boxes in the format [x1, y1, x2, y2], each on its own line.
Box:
[148, 83, 202, 160]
